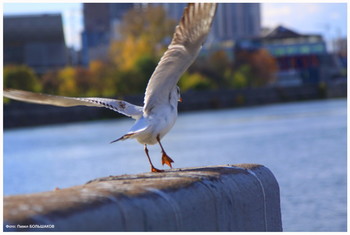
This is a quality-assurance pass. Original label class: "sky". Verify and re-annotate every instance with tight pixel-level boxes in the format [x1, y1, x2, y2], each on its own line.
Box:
[3, 2, 348, 50]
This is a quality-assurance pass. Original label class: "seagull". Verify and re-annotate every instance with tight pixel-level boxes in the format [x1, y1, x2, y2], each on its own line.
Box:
[3, 3, 217, 172]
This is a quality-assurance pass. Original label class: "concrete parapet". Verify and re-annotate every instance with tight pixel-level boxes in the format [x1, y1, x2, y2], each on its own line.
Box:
[4, 164, 282, 231]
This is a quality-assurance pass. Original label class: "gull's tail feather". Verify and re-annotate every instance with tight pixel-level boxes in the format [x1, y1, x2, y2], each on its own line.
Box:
[111, 117, 148, 143]
[110, 133, 135, 143]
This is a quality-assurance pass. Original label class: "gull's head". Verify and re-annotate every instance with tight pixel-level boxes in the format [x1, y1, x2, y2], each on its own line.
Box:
[176, 86, 182, 102]
[170, 86, 182, 104]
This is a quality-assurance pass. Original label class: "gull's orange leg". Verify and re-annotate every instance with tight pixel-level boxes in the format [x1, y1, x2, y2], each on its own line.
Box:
[157, 136, 174, 168]
[144, 144, 164, 172]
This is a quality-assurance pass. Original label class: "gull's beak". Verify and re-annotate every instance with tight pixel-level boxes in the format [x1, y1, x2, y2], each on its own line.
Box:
[178, 97, 183, 102]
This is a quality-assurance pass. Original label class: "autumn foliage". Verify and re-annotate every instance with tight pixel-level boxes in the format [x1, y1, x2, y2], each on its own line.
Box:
[4, 5, 278, 97]
[234, 49, 278, 87]
[4, 65, 42, 92]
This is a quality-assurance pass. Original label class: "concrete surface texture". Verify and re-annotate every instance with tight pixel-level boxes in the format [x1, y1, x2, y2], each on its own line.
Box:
[4, 164, 282, 231]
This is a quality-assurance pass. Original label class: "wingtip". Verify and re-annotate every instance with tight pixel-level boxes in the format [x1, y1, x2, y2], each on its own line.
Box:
[173, 3, 217, 47]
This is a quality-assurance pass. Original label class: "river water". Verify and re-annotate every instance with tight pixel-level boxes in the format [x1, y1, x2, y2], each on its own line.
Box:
[3, 98, 347, 231]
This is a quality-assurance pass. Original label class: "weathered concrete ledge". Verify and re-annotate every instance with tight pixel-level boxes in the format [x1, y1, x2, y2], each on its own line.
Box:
[4, 164, 282, 231]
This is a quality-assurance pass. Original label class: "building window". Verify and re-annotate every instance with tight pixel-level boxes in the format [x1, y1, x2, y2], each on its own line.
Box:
[300, 45, 310, 54]
[275, 47, 285, 56]
[313, 44, 325, 54]
[287, 46, 297, 55]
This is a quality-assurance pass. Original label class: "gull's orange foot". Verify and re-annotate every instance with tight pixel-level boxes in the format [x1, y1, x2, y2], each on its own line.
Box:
[151, 166, 164, 173]
[162, 152, 174, 168]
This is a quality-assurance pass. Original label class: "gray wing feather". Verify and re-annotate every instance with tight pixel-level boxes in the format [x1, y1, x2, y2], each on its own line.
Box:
[4, 88, 143, 119]
[143, 3, 217, 113]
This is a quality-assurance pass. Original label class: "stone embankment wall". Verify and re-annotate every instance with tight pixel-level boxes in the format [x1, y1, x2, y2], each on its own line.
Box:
[4, 164, 282, 231]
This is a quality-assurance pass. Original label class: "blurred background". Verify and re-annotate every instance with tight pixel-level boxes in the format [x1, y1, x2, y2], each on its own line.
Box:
[3, 2, 347, 232]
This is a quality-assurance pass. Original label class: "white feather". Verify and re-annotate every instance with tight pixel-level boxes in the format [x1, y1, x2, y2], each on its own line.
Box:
[4, 88, 143, 119]
[143, 3, 217, 114]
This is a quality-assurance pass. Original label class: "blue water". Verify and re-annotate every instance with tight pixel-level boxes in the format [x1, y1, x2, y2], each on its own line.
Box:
[3, 99, 347, 231]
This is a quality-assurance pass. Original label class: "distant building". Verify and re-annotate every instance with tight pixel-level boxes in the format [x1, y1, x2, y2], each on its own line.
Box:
[81, 3, 261, 64]
[335, 38, 347, 57]
[151, 3, 261, 43]
[4, 14, 68, 74]
[82, 3, 134, 65]
[260, 26, 327, 57]
[334, 37, 347, 70]
[236, 25, 334, 86]
[149, 3, 187, 21]
[212, 3, 261, 42]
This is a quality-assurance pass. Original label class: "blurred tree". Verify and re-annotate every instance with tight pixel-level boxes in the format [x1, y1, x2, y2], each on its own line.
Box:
[110, 6, 176, 72]
[41, 70, 60, 94]
[119, 5, 176, 47]
[231, 65, 250, 88]
[234, 49, 278, 87]
[190, 50, 232, 89]
[88, 60, 116, 97]
[207, 50, 232, 88]
[106, 5, 178, 96]
[115, 70, 140, 95]
[57, 66, 77, 96]
[4, 65, 42, 92]
[110, 35, 153, 71]
[74, 66, 92, 95]
[134, 54, 158, 80]
[179, 72, 214, 91]
[111, 56, 156, 96]
[116, 55, 158, 95]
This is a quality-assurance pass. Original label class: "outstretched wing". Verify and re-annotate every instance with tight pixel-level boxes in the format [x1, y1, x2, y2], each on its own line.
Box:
[143, 3, 217, 114]
[3, 88, 143, 119]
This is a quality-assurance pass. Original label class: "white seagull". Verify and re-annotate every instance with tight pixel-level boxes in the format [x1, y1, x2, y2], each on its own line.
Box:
[4, 3, 217, 172]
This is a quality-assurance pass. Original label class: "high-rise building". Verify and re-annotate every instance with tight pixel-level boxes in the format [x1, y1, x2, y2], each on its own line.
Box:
[150, 3, 261, 42]
[213, 3, 261, 42]
[4, 14, 68, 74]
[82, 3, 134, 64]
[149, 3, 187, 21]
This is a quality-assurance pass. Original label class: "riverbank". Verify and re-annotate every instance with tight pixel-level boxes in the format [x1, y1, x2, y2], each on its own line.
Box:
[4, 82, 346, 129]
